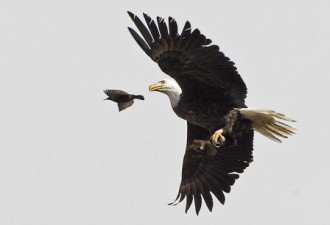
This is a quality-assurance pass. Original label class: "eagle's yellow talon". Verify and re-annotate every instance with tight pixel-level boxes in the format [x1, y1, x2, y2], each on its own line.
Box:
[211, 128, 226, 146]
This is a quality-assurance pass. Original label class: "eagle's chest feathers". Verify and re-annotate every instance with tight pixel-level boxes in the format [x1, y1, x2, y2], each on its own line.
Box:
[173, 98, 212, 123]
[172, 96, 235, 133]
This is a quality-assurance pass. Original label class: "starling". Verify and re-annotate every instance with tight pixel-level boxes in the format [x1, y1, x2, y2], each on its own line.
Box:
[104, 89, 144, 111]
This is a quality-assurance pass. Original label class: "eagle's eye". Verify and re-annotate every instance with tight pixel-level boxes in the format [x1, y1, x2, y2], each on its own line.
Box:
[160, 80, 166, 84]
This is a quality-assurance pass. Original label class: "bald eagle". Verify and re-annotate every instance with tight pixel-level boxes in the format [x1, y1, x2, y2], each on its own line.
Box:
[128, 12, 295, 214]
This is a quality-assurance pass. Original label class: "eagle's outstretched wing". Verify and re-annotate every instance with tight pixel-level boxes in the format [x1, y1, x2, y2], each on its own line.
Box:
[169, 122, 254, 214]
[128, 12, 247, 107]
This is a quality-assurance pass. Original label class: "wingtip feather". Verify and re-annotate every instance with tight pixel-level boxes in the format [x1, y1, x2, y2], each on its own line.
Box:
[127, 11, 134, 19]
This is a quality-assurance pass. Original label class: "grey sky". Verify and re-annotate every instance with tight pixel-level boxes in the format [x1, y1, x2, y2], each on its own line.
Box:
[1, 1, 329, 224]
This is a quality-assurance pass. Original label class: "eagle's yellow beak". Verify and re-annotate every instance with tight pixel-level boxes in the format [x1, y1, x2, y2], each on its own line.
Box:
[149, 82, 164, 92]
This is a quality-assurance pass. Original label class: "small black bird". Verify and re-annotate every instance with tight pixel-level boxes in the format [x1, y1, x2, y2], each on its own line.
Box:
[104, 89, 144, 111]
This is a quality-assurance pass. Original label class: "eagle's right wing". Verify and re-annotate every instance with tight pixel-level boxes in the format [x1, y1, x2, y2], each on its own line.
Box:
[169, 122, 254, 215]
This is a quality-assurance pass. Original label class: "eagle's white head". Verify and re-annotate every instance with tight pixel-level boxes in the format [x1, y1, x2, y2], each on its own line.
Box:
[149, 79, 182, 107]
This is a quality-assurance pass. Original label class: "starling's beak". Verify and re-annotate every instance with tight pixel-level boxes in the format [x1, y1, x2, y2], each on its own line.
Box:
[104, 98, 109, 101]
[149, 82, 164, 92]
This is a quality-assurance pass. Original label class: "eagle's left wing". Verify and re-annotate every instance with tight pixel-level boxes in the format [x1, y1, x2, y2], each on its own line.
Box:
[128, 12, 247, 107]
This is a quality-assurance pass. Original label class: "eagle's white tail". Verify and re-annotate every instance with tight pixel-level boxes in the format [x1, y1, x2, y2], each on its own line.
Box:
[239, 109, 296, 143]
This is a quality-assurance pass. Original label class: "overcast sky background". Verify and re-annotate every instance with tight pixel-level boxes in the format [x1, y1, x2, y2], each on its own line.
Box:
[1, 1, 329, 224]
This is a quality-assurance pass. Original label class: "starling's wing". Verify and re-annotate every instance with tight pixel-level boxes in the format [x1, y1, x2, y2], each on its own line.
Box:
[104, 89, 129, 98]
[128, 12, 247, 107]
[118, 100, 134, 111]
[169, 122, 254, 215]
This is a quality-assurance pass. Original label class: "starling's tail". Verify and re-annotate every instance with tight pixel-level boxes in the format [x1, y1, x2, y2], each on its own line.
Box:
[133, 95, 145, 100]
[239, 109, 296, 143]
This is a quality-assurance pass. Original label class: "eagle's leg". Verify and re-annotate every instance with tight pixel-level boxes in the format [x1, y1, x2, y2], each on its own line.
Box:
[189, 140, 207, 151]
[188, 140, 218, 156]
[205, 143, 218, 156]
[210, 128, 226, 147]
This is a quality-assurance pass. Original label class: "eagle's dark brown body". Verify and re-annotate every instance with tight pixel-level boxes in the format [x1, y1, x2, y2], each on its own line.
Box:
[174, 95, 238, 132]
[173, 95, 252, 147]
